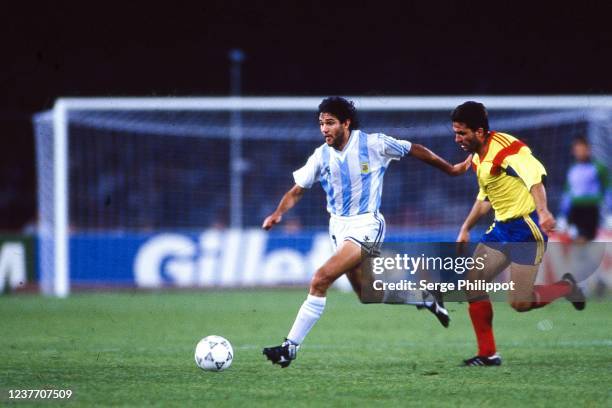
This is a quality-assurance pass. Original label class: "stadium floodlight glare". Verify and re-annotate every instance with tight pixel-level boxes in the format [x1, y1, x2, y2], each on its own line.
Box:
[36, 96, 612, 297]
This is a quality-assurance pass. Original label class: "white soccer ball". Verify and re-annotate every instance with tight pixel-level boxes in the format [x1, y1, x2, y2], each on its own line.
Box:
[194, 335, 234, 372]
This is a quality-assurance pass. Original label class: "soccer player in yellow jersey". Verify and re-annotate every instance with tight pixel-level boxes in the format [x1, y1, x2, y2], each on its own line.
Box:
[452, 101, 586, 366]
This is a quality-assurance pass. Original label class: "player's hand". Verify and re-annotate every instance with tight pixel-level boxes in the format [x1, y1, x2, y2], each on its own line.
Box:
[450, 154, 473, 176]
[262, 213, 282, 230]
[455, 228, 470, 254]
[456, 228, 470, 243]
[537, 209, 556, 234]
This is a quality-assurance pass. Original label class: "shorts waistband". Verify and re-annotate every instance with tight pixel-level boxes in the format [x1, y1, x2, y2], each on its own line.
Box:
[497, 211, 537, 224]
[329, 211, 381, 222]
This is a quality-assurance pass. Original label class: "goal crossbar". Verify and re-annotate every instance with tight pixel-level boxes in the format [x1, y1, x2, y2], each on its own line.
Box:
[45, 95, 612, 297]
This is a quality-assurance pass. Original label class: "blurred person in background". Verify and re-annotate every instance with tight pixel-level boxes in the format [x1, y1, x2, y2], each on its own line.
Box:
[559, 136, 609, 242]
[558, 136, 610, 296]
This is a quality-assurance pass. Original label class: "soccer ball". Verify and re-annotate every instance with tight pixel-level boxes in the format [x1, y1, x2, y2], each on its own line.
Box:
[194, 335, 234, 372]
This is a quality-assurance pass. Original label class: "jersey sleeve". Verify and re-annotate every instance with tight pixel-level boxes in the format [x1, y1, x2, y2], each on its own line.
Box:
[503, 150, 547, 191]
[477, 185, 488, 201]
[292, 150, 321, 188]
[379, 134, 412, 160]
[595, 161, 609, 190]
[597, 161, 611, 213]
[474, 156, 488, 201]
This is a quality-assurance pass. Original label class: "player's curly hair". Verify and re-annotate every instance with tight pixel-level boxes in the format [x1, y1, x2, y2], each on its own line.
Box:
[451, 101, 489, 133]
[318, 97, 360, 130]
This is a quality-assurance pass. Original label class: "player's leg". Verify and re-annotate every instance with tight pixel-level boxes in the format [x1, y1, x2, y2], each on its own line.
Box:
[343, 254, 451, 327]
[465, 243, 511, 299]
[263, 240, 363, 367]
[342, 208, 451, 328]
[572, 205, 606, 296]
[508, 263, 585, 312]
[286, 240, 363, 343]
[463, 243, 509, 366]
[309, 240, 363, 296]
[507, 262, 539, 311]
[508, 214, 585, 312]
[344, 260, 435, 305]
[341, 211, 386, 303]
[345, 263, 383, 303]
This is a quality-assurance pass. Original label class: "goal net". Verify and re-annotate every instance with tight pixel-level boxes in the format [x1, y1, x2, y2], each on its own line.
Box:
[34, 97, 612, 296]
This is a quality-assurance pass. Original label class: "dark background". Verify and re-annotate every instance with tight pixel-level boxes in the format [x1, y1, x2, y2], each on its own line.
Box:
[3, 1, 612, 230]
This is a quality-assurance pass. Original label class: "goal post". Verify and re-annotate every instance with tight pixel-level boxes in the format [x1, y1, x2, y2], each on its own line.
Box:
[35, 96, 612, 297]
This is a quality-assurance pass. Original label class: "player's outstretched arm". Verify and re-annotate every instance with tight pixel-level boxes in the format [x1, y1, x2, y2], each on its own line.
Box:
[457, 199, 492, 242]
[530, 182, 555, 234]
[409, 144, 472, 176]
[262, 184, 305, 231]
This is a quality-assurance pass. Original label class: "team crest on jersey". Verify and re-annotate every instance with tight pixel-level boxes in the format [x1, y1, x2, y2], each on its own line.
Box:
[361, 163, 369, 174]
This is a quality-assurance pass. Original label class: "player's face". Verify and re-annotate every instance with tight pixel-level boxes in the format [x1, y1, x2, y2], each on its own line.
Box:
[453, 122, 484, 153]
[572, 142, 590, 161]
[319, 113, 350, 149]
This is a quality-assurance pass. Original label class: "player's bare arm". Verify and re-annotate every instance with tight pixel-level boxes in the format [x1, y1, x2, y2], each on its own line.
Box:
[409, 144, 472, 176]
[530, 182, 555, 234]
[262, 184, 305, 230]
[457, 199, 492, 242]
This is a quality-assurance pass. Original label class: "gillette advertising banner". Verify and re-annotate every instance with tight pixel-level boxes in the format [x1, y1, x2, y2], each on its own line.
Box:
[69, 229, 610, 289]
[71, 229, 334, 287]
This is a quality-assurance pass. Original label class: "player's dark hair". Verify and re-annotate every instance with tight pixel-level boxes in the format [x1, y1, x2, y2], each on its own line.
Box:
[318, 97, 359, 130]
[451, 101, 489, 133]
[573, 135, 590, 146]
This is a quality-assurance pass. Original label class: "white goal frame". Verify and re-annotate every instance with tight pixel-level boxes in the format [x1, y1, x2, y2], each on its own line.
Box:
[46, 95, 612, 297]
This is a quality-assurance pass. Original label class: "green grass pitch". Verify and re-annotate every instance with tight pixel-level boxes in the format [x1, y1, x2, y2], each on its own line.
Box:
[1, 290, 610, 407]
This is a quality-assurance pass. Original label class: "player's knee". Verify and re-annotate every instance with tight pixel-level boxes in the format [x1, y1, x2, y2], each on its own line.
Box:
[510, 301, 533, 312]
[310, 268, 334, 294]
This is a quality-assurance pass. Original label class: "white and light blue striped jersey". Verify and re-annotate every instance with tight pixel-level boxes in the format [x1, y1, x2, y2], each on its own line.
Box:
[293, 130, 412, 216]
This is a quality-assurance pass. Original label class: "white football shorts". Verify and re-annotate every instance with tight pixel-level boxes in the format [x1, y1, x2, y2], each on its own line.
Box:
[328, 211, 386, 253]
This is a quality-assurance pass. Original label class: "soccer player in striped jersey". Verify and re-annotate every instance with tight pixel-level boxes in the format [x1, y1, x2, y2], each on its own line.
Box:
[262, 96, 472, 368]
[452, 101, 586, 367]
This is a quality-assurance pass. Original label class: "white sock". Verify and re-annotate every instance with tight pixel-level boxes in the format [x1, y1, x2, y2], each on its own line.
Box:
[286, 294, 326, 345]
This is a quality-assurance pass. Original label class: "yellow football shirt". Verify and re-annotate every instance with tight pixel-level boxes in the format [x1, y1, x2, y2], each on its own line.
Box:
[472, 132, 547, 221]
